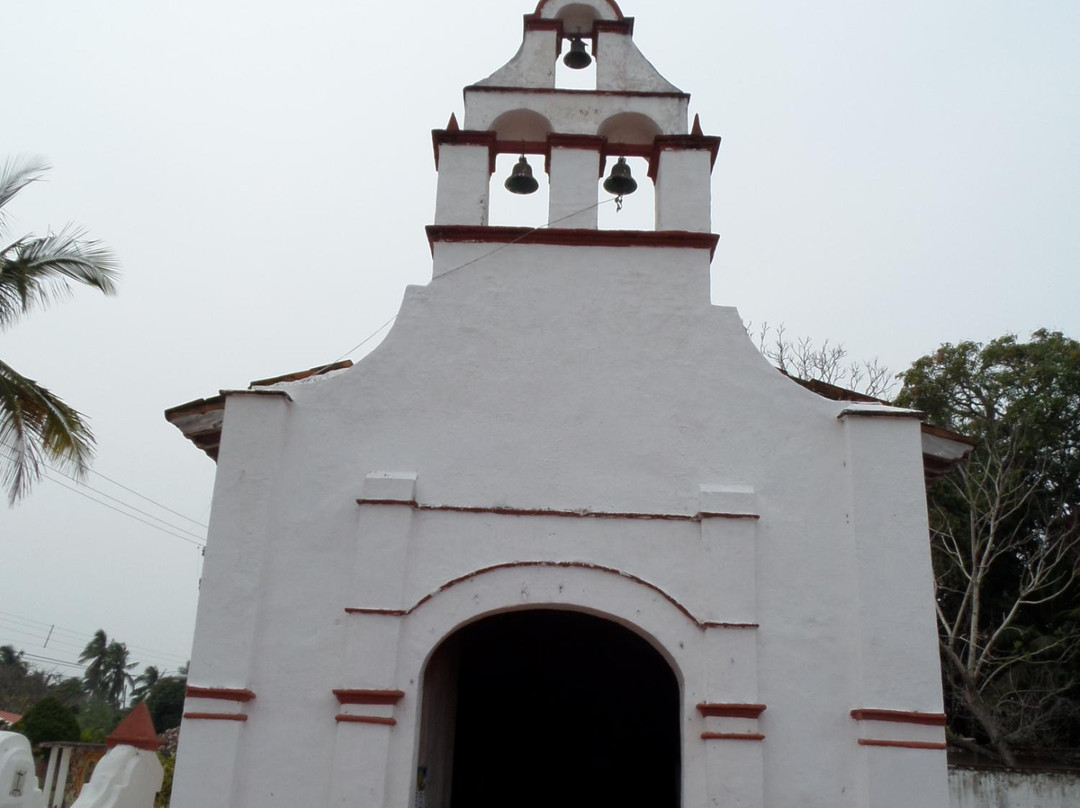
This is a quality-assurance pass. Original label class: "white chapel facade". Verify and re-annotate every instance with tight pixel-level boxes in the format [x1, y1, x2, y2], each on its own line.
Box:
[168, 2, 953, 806]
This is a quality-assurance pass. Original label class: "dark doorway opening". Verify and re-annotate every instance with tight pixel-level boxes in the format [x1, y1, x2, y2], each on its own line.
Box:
[418, 609, 680, 808]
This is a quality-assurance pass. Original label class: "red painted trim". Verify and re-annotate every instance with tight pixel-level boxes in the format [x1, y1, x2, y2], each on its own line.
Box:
[358, 498, 699, 522]
[701, 732, 764, 741]
[346, 559, 749, 632]
[335, 714, 396, 726]
[850, 709, 947, 727]
[426, 226, 719, 258]
[548, 133, 606, 150]
[183, 712, 247, 722]
[648, 135, 722, 181]
[186, 686, 256, 703]
[107, 737, 161, 751]
[858, 739, 947, 750]
[494, 140, 551, 158]
[333, 689, 405, 706]
[465, 85, 690, 101]
[431, 129, 498, 173]
[697, 703, 766, 719]
[534, 0, 624, 21]
[593, 19, 634, 36]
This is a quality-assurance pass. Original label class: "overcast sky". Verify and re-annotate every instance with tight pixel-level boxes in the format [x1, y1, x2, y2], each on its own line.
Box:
[2, 0, 1077, 684]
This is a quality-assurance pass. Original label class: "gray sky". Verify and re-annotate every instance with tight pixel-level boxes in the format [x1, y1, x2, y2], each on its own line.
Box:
[2, 0, 1077, 683]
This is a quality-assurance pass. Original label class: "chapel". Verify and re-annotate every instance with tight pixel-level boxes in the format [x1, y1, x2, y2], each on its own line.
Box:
[167, 3, 963, 806]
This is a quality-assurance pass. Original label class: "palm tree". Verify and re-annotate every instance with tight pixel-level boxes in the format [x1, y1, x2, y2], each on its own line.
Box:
[79, 629, 109, 700]
[0, 158, 118, 504]
[102, 641, 136, 709]
[131, 664, 160, 703]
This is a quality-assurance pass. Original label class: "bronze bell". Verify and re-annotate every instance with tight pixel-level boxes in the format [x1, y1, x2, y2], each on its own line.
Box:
[603, 157, 638, 196]
[563, 37, 592, 70]
[504, 155, 539, 195]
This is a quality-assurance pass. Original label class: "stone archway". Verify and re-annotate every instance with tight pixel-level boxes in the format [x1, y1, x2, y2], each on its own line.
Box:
[417, 609, 680, 808]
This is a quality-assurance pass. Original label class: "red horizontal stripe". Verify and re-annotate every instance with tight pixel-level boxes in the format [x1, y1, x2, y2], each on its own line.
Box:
[335, 715, 396, 726]
[850, 709, 946, 727]
[333, 689, 405, 706]
[186, 686, 255, 703]
[701, 732, 764, 741]
[183, 712, 247, 722]
[697, 703, 766, 719]
[858, 739, 946, 750]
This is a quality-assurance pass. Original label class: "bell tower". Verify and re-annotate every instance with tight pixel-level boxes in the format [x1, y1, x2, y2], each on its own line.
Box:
[430, 0, 719, 247]
[168, 4, 952, 808]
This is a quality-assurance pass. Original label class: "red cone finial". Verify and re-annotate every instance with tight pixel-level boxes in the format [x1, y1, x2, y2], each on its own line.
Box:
[106, 702, 161, 752]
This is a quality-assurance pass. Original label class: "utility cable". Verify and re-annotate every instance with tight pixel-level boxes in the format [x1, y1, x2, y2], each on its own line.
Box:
[0, 450, 205, 547]
[39, 472, 205, 549]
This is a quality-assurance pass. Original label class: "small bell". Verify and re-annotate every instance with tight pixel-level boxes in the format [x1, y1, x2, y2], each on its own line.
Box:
[504, 155, 539, 195]
[603, 157, 638, 196]
[563, 37, 592, 70]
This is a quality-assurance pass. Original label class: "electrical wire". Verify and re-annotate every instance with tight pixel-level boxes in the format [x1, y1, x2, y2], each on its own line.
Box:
[84, 466, 207, 528]
[39, 472, 205, 548]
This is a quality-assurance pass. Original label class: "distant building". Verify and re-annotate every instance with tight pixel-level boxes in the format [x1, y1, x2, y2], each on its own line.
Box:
[167, 2, 963, 807]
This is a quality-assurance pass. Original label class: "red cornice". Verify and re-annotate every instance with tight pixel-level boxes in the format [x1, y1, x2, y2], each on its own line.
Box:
[701, 732, 765, 741]
[426, 225, 719, 258]
[850, 709, 947, 727]
[333, 689, 405, 706]
[183, 712, 247, 722]
[648, 135, 722, 181]
[335, 714, 396, 726]
[697, 703, 766, 719]
[465, 85, 690, 101]
[858, 739, 946, 750]
[533, 0, 624, 21]
[186, 686, 256, 703]
[431, 129, 498, 173]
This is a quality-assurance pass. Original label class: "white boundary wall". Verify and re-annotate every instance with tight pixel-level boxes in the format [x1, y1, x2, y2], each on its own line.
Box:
[949, 767, 1080, 808]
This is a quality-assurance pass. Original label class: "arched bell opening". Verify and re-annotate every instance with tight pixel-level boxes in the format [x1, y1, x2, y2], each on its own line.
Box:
[488, 110, 552, 227]
[598, 154, 655, 231]
[488, 151, 549, 227]
[416, 608, 681, 808]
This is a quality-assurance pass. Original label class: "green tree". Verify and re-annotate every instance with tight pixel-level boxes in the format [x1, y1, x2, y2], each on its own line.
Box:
[79, 629, 109, 699]
[145, 676, 186, 732]
[103, 641, 136, 709]
[897, 330, 1080, 763]
[13, 696, 80, 746]
[0, 158, 118, 504]
[132, 665, 160, 703]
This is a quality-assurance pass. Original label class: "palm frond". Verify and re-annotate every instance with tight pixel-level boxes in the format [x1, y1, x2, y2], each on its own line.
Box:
[0, 358, 95, 505]
[0, 225, 119, 329]
[0, 158, 50, 234]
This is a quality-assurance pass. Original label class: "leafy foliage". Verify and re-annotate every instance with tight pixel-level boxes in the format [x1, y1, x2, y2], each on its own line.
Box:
[13, 696, 81, 746]
[0, 158, 118, 504]
[145, 676, 186, 733]
[897, 330, 1080, 762]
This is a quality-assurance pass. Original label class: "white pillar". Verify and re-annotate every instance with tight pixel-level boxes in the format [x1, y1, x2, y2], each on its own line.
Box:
[434, 143, 493, 226]
[654, 147, 713, 232]
[840, 407, 950, 808]
[547, 137, 603, 229]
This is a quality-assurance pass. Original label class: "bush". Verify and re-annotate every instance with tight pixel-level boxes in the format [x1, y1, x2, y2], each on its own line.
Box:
[14, 696, 80, 746]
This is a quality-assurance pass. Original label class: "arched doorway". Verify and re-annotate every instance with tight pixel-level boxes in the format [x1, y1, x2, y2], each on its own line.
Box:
[418, 609, 680, 808]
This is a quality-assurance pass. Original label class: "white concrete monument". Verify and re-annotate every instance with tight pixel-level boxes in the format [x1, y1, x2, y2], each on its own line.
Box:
[70, 703, 163, 808]
[0, 732, 45, 808]
[168, 2, 956, 807]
